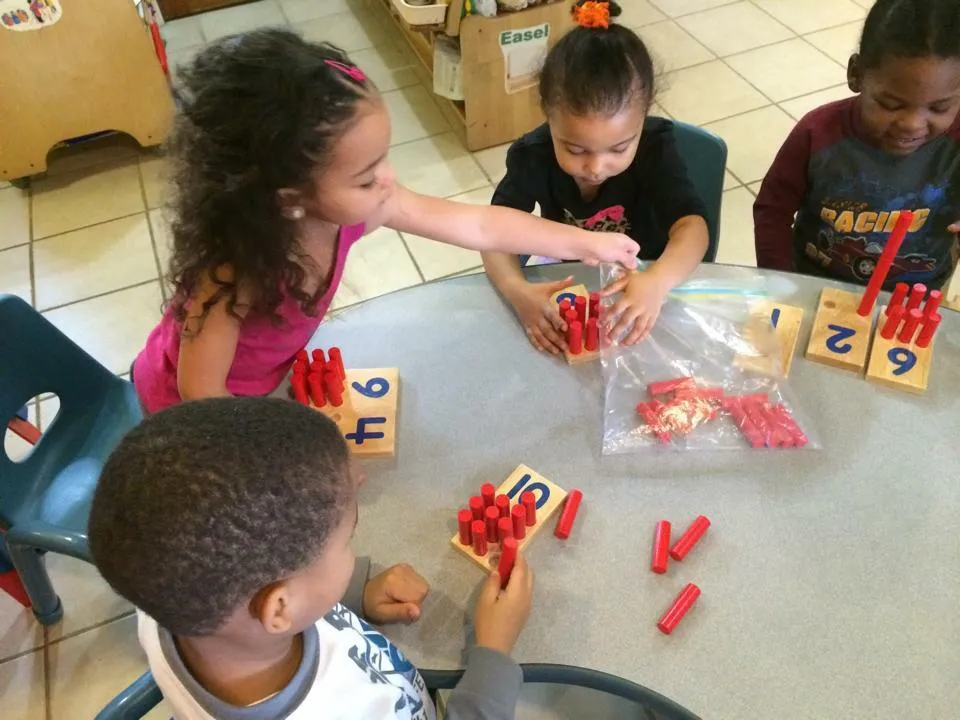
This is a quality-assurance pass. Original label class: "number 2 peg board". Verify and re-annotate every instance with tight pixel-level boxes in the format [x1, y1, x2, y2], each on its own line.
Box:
[805, 287, 874, 375]
[314, 368, 399, 458]
[451, 464, 568, 572]
[550, 283, 600, 365]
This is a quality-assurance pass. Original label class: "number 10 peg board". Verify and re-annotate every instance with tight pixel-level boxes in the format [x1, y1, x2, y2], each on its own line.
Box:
[451, 464, 568, 572]
[314, 368, 399, 458]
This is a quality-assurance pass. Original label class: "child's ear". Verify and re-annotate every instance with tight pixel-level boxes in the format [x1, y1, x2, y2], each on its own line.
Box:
[847, 54, 862, 93]
[251, 582, 295, 634]
[276, 188, 307, 220]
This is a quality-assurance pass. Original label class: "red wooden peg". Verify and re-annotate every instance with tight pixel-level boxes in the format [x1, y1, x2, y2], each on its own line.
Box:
[856, 210, 914, 316]
[554, 489, 583, 539]
[567, 320, 583, 355]
[291, 374, 310, 406]
[558, 298, 572, 318]
[497, 537, 518, 589]
[311, 348, 327, 367]
[484, 506, 500, 544]
[588, 291, 600, 319]
[905, 283, 927, 312]
[574, 295, 587, 325]
[498, 517, 513, 544]
[897, 308, 924, 344]
[651, 521, 671, 574]
[323, 369, 343, 406]
[495, 494, 510, 518]
[472, 521, 487, 557]
[511, 504, 527, 540]
[880, 304, 905, 340]
[657, 583, 701, 635]
[306, 373, 326, 407]
[481, 483, 496, 510]
[670, 515, 710, 561]
[915, 312, 941, 349]
[924, 289, 942, 318]
[887, 283, 909, 313]
[469, 496, 485, 522]
[329, 347, 346, 381]
[521, 491, 537, 526]
[457, 509, 473, 545]
[585, 317, 599, 352]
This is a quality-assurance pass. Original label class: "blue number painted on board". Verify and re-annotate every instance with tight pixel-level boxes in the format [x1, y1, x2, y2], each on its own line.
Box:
[770, 307, 781, 328]
[345, 417, 386, 444]
[825, 324, 855, 354]
[555, 292, 577, 307]
[887, 347, 917, 376]
[505, 473, 551, 509]
[351, 377, 389, 399]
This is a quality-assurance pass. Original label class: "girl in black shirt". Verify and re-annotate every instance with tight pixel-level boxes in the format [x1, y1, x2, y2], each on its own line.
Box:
[483, 0, 709, 353]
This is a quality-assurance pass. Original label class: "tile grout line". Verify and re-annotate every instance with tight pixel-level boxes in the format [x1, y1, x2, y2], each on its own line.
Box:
[138, 157, 169, 302]
[43, 609, 138, 650]
[43, 628, 51, 720]
[397, 234, 427, 284]
[38, 278, 159, 316]
[32, 209, 148, 246]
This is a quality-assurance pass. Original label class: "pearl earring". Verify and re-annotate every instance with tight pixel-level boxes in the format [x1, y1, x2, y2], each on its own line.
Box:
[284, 206, 305, 220]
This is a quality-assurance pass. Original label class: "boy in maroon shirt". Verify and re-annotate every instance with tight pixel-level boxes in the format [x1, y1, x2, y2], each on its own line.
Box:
[755, 0, 960, 290]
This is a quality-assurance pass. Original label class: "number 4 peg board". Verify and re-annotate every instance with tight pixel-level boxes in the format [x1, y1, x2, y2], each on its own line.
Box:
[291, 349, 399, 457]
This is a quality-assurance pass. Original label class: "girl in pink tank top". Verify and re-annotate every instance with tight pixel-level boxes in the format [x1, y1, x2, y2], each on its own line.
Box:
[133, 31, 640, 414]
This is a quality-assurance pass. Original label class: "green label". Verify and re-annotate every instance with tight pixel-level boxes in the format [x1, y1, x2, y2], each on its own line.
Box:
[499, 22, 550, 47]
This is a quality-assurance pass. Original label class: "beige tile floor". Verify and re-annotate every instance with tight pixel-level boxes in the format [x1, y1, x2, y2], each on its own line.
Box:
[1, 0, 956, 716]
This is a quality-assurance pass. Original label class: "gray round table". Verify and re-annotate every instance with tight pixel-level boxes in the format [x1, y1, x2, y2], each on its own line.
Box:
[310, 263, 960, 720]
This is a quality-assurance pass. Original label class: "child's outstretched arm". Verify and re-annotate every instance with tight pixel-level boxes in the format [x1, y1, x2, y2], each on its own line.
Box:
[754, 124, 812, 270]
[176, 268, 249, 402]
[445, 552, 533, 720]
[384, 184, 639, 267]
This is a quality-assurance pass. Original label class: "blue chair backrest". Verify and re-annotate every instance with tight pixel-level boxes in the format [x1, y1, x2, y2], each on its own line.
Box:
[670, 121, 727, 262]
[0, 294, 141, 525]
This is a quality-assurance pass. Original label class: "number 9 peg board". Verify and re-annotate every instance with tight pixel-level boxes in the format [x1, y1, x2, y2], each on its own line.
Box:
[317, 368, 400, 458]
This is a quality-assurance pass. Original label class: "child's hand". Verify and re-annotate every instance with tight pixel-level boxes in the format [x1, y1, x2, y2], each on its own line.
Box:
[507, 275, 575, 355]
[363, 564, 430, 624]
[473, 552, 534, 655]
[601, 271, 670, 345]
[580, 232, 640, 268]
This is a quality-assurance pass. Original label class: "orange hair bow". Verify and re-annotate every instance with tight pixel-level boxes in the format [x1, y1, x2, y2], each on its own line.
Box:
[573, 1, 611, 29]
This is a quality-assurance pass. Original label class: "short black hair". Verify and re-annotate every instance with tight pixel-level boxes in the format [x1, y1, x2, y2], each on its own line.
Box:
[540, 1, 655, 116]
[89, 397, 352, 636]
[858, 0, 960, 70]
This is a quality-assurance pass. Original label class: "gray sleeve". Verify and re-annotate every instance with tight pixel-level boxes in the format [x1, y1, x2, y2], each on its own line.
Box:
[444, 646, 523, 720]
[342, 556, 370, 616]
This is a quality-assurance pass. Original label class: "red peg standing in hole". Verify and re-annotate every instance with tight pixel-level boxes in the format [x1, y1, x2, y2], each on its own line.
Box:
[307, 373, 326, 407]
[574, 295, 587, 325]
[856, 210, 914, 316]
[887, 283, 909, 313]
[567, 320, 583, 355]
[564, 308, 579, 328]
[905, 283, 927, 312]
[484, 506, 500, 544]
[481, 483, 496, 510]
[588, 292, 600, 320]
[555, 489, 583, 539]
[651, 520, 671, 574]
[329, 347, 345, 381]
[312, 348, 327, 367]
[511, 504, 527, 540]
[457, 509, 473, 545]
[880, 304, 905, 340]
[585, 317, 599, 352]
[472, 521, 487, 557]
[915, 312, 941, 349]
[897, 308, 924, 344]
[924, 289, 942, 318]
[558, 298, 572, 320]
[495, 494, 510, 519]
[670, 515, 710, 561]
[296, 349, 309, 365]
[521, 491, 537, 526]
[291, 374, 310, 406]
[657, 583, 701, 635]
[469, 496, 484, 522]
[323, 369, 343, 406]
[497, 537, 518, 589]
[498, 517, 513, 544]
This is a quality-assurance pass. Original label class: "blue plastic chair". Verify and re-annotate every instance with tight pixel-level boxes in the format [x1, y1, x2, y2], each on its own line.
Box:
[97, 664, 700, 719]
[0, 294, 142, 624]
[671, 121, 727, 263]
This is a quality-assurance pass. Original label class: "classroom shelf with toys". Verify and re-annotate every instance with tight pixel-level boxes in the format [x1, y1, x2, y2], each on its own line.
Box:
[0, 0, 174, 185]
[377, 0, 572, 151]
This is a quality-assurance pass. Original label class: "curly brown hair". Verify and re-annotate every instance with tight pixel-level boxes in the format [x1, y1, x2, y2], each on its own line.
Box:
[89, 397, 353, 636]
[166, 29, 372, 327]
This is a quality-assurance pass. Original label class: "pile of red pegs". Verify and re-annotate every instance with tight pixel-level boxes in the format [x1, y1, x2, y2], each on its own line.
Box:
[651, 516, 710, 635]
[290, 347, 346, 408]
[636, 377, 807, 449]
[879, 282, 942, 346]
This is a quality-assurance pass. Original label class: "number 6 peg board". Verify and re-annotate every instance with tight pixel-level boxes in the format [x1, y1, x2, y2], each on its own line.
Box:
[316, 368, 399, 458]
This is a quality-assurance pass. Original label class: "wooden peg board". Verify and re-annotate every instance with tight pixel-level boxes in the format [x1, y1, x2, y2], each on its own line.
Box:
[804, 288, 874, 375]
[550, 283, 600, 365]
[451, 464, 568, 572]
[866, 312, 933, 394]
[736, 302, 804, 377]
[312, 368, 399, 458]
